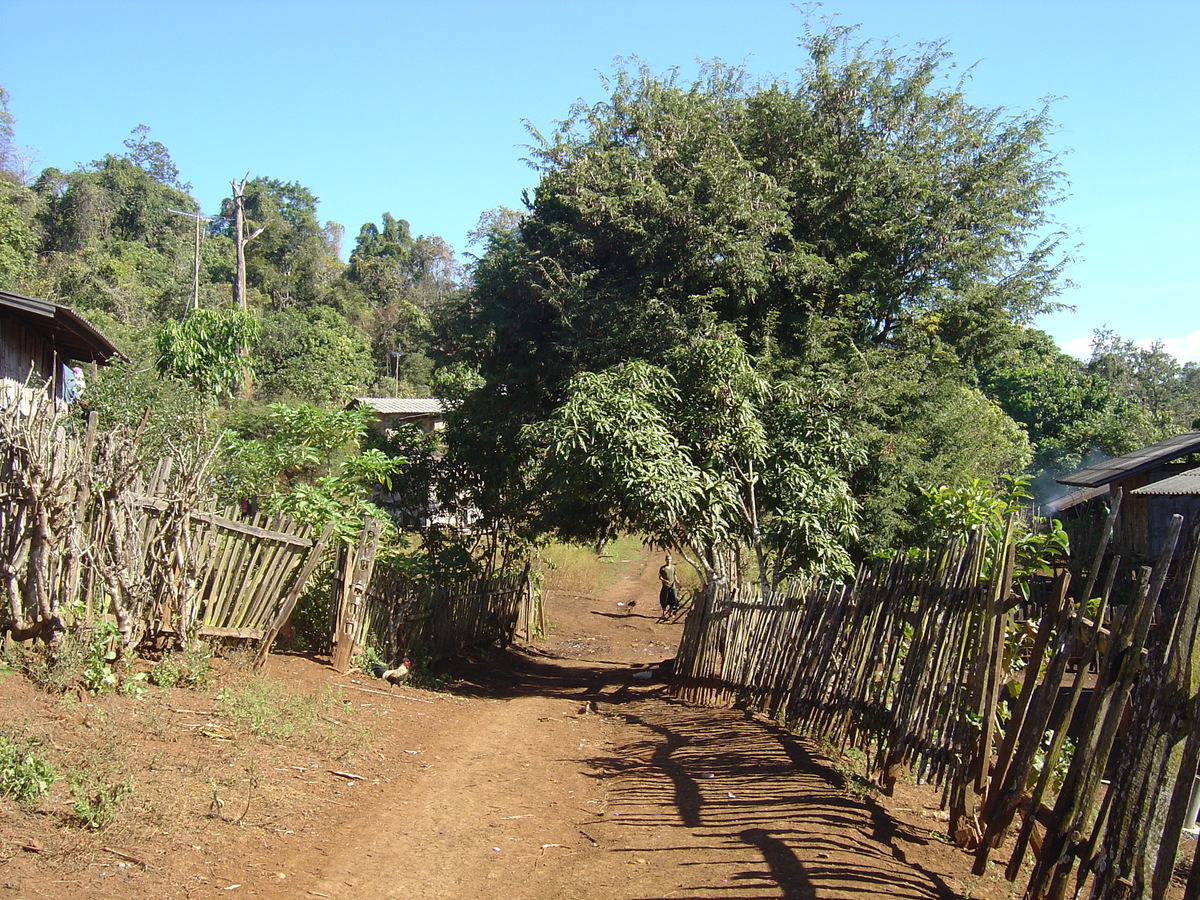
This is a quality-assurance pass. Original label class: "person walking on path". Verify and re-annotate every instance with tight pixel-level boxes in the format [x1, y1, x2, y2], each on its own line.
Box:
[658, 552, 680, 618]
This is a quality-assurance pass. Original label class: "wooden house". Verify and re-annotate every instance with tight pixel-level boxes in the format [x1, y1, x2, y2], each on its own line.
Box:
[346, 397, 479, 529]
[1056, 432, 1200, 563]
[349, 397, 447, 435]
[1, 288, 124, 400]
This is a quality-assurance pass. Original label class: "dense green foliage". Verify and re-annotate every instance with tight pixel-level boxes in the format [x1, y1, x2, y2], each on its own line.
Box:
[439, 27, 1199, 578]
[156, 307, 262, 399]
[217, 403, 402, 544]
[1, 23, 1198, 580]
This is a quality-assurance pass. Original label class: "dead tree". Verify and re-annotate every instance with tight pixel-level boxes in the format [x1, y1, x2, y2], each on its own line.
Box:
[230, 176, 265, 313]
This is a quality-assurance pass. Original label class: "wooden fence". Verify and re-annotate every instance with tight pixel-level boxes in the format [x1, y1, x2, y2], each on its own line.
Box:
[1, 388, 329, 652]
[326, 518, 532, 670]
[671, 495, 1200, 899]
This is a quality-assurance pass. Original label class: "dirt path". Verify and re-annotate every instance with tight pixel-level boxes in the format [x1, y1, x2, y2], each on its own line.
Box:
[1, 547, 1021, 899]
[282, 549, 990, 900]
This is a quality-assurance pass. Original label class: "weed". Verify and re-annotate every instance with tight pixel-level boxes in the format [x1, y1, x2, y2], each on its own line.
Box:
[148, 654, 182, 688]
[354, 644, 385, 676]
[80, 621, 120, 694]
[814, 738, 880, 801]
[5, 630, 89, 693]
[142, 708, 169, 741]
[2, 621, 137, 695]
[208, 777, 225, 817]
[148, 643, 212, 690]
[181, 643, 213, 688]
[0, 731, 57, 803]
[68, 768, 133, 831]
[117, 663, 149, 698]
[214, 675, 356, 756]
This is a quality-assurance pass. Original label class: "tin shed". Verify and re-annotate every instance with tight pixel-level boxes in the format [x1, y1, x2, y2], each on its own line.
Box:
[1057, 432, 1200, 562]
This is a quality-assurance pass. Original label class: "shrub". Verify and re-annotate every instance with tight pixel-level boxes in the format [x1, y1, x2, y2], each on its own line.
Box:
[0, 732, 57, 803]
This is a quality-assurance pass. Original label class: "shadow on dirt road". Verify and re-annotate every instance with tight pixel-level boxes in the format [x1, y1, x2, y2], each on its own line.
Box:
[393, 553, 980, 900]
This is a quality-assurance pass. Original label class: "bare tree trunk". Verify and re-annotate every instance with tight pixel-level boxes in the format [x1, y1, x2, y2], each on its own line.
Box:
[230, 177, 263, 313]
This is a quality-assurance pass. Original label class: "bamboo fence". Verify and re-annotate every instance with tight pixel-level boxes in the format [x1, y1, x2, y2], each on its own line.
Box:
[359, 567, 529, 664]
[671, 497, 1200, 900]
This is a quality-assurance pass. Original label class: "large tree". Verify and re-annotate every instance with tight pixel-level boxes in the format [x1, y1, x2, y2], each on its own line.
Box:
[529, 329, 863, 588]
[447, 25, 1068, 567]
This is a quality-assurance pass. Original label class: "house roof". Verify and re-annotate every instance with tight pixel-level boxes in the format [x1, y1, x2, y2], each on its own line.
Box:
[1057, 432, 1200, 488]
[0, 289, 126, 363]
[1130, 466, 1200, 496]
[1042, 484, 1109, 514]
[352, 397, 446, 416]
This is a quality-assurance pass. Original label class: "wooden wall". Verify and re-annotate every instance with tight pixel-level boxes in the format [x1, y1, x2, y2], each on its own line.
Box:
[0, 315, 60, 395]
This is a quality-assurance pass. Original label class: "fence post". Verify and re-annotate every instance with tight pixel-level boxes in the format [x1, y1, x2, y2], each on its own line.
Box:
[331, 517, 381, 673]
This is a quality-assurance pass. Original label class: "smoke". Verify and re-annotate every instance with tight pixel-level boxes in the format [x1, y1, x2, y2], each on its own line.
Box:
[1031, 446, 1112, 512]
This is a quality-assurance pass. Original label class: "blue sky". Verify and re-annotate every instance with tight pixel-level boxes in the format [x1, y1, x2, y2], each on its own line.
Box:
[3, 0, 1197, 362]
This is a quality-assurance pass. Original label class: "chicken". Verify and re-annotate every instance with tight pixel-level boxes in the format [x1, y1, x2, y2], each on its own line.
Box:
[370, 657, 411, 686]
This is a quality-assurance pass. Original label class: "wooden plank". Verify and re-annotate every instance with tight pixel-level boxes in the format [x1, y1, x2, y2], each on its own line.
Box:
[188, 509, 314, 547]
[330, 519, 381, 673]
[255, 522, 336, 667]
[197, 625, 267, 640]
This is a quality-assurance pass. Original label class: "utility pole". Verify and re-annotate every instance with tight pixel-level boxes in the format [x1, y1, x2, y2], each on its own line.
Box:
[168, 206, 223, 313]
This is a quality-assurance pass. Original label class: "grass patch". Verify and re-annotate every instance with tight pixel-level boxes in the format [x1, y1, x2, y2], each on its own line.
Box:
[214, 674, 362, 759]
[539, 535, 648, 594]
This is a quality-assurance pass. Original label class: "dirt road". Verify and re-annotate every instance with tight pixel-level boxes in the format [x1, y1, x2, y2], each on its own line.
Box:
[1, 547, 1015, 899]
[283, 549, 991, 900]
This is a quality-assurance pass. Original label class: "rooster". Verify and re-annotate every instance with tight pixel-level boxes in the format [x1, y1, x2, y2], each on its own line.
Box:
[370, 657, 411, 686]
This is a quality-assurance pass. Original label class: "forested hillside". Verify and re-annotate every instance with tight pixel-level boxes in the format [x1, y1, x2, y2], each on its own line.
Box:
[2, 25, 1198, 571]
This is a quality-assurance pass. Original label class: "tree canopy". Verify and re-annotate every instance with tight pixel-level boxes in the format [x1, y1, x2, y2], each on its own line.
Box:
[0, 21, 1197, 580]
[443, 27, 1081, 573]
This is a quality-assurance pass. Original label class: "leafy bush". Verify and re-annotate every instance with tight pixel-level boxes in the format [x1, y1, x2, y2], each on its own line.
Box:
[0, 732, 57, 803]
[68, 769, 132, 831]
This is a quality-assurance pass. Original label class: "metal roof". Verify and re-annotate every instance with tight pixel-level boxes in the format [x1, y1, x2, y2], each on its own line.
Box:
[1057, 432, 1200, 488]
[1042, 484, 1109, 514]
[1131, 466, 1200, 496]
[352, 397, 446, 416]
[0, 288, 126, 363]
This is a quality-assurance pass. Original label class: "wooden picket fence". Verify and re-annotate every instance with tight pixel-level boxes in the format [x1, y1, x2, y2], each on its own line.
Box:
[672, 493, 1200, 899]
[325, 517, 532, 671]
[1, 388, 330, 653]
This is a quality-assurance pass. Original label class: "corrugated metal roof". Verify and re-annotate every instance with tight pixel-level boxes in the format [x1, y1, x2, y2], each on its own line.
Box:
[0, 288, 126, 362]
[352, 397, 446, 415]
[1057, 432, 1200, 488]
[1131, 466, 1200, 496]
[1042, 484, 1109, 514]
